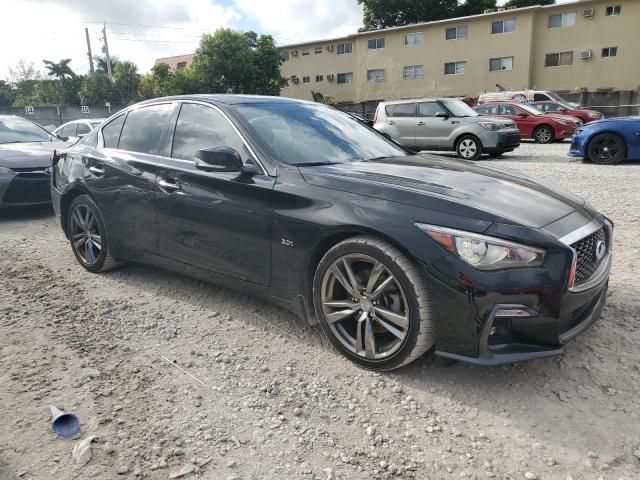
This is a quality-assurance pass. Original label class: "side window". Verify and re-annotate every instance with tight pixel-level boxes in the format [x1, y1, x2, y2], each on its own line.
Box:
[499, 105, 517, 115]
[118, 104, 174, 155]
[76, 123, 91, 135]
[418, 102, 443, 117]
[101, 114, 126, 148]
[545, 103, 560, 112]
[61, 123, 77, 136]
[533, 93, 550, 101]
[477, 106, 497, 115]
[171, 103, 248, 162]
[390, 103, 416, 118]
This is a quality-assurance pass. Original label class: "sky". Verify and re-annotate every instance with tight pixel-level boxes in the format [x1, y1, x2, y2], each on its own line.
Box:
[1, 0, 572, 81]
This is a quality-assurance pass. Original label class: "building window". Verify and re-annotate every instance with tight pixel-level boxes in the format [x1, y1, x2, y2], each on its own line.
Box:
[314, 46, 322, 55]
[545, 51, 574, 67]
[403, 32, 424, 46]
[302, 76, 310, 83]
[176, 62, 187, 70]
[280, 51, 290, 62]
[490, 57, 513, 71]
[602, 47, 618, 57]
[445, 26, 467, 40]
[548, 12, 576, 28]
[315, 74, 324, 82]
[301, 48, 309, 56]
[606, 5, 621, 16]
[444, 61, 466, 75]
[337, 43, 352, 55]
[367, 37, 385, 49]
[367, 69, 385, 82]
[491, 19, 516, 34]
[337, 72, 353, 84]
[403, 65, 424, 79]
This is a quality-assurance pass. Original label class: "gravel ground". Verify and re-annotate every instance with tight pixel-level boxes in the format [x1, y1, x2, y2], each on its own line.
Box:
[1, 142, 639, 480]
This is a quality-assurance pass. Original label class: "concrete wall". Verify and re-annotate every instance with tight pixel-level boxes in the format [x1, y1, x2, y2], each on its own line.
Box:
[0, 105, 123, 128]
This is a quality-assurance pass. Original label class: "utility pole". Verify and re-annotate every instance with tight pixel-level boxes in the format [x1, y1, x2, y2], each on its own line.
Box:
[101, 22, 113, 81]
[85, 27, 94, 74]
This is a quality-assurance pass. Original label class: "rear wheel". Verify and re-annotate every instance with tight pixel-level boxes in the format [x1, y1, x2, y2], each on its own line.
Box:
[533, 125, 554, 144]
[587, 133, 626, 165]
[67, 195, 122, 272]
[456, 135, 482, 160]
[313, 236, 434, 370]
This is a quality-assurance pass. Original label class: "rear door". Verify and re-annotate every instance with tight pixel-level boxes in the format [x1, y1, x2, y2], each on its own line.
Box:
[415, 101, 451, 149]
[385, 103, 416, 147]
[155, 102, 275, 286]
[88, 103, 175, 250]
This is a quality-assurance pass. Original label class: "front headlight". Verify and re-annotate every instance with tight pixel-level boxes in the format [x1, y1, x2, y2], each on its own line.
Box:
[478, 121, 501, 131]
[0, 166, 15, 176]
[574, 128, 584, 136]
[416, 224, 546, 270]
[587, 112, 601, 118]
[557, 119, 573, 126]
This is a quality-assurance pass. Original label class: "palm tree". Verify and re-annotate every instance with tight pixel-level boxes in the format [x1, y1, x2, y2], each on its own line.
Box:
[42, 59, 76, 84]
[95, 56, 120, 75]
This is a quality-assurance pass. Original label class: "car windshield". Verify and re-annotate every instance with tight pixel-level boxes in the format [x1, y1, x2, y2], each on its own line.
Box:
[442, 99, 478, 117]
[0, 117, 52, 144]
[234, 102, 408, 165]
[519, 104, 544, 116]
[546, 91, 567, 102]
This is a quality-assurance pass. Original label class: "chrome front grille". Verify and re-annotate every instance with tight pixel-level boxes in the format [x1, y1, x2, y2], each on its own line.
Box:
[571, 228, 607, 284]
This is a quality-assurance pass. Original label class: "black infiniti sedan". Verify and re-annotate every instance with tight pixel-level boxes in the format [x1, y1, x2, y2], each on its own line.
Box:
[51, 95, 611, 370]
[0, 116, 68, 209]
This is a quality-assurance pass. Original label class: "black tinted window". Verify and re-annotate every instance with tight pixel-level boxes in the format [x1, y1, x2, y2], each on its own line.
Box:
[171, 103, 246, 161]
[61, 123, 77, 136]
[118, 104, 173, 155]
[390, 103, 416, 117]
[76, 123, 91, 134]
[533, 93, 550, 101]
[418, 102, 443, 117]
[102, 114, 125, 148]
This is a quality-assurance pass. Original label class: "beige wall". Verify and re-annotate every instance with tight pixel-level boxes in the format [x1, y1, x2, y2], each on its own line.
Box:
[279, 0, 639, 104]
[154, 54, 194, 72]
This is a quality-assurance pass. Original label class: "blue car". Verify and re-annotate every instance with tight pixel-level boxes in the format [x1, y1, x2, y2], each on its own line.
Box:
[569, 116, 640, 164]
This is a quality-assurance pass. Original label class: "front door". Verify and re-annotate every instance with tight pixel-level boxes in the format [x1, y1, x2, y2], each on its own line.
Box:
[415, 101, 452, 149]
[155, 102, 275, 286]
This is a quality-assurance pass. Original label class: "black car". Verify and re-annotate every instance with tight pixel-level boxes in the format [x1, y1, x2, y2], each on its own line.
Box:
[0, 116, 68, 209]
[51, 95, 611, 370]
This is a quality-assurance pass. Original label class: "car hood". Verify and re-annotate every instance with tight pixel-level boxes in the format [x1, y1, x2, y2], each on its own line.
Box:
[586, 116, 640, 127]
[0, 141, 68, 169]
[545, 113, 581, 122]
[300, 155, 588, 229]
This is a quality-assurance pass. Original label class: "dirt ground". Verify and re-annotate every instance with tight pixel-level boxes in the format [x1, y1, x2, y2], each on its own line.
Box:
[1, 144, 639, 480]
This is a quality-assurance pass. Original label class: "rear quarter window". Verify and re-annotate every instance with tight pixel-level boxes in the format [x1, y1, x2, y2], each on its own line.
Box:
[387, 103, 416, 118]
[101, 114, 126, 149]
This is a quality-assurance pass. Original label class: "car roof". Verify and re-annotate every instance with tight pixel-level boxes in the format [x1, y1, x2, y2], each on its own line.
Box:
[137, 94, 316, 107]
[379, 97, 451, 106]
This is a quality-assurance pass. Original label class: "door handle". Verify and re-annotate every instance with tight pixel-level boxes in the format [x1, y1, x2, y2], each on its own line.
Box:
[416, 121, 425, 126]
[387, 120, 396, 125]
[158, 178, 181, 193]
[88, 166, 105, 176]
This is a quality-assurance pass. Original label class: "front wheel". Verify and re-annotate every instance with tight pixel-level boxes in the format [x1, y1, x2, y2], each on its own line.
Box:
[313, 237, 434, 370]
[456, 135, 482, 160]
[587, 133, 626, 165]
[533, 125, 554, 144]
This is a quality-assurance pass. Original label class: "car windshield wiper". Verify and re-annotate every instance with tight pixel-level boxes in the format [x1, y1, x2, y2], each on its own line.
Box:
[293, 161, 343, 167]
[360, 156, 391, 162]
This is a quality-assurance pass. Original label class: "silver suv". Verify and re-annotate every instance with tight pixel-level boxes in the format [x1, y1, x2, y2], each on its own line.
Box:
[373, 98, 520, 160]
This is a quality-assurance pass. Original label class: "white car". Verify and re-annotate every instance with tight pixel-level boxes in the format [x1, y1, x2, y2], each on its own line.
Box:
[53, 118, 107, 143]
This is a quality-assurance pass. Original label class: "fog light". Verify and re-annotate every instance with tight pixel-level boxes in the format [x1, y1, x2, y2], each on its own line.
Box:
[494, 308, 535, 318]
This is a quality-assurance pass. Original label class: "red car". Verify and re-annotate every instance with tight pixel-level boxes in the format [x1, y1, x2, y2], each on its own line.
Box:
[474, 102, 583, 144]
[530, 101, 603, 124]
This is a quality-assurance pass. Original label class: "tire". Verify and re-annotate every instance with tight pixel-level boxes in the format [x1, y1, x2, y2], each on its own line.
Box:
[512, 94, 527, 103]
[586, 133, 626, 165]
[67, 194, 122, 273]
[313, 236, 435, 371]
[456, 135, 482, 160]
[533, 125, 554, 144]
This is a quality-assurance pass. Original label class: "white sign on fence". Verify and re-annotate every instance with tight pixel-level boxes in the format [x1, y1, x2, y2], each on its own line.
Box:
[25, 106, 35, 115]
[81, 105, 90, 114]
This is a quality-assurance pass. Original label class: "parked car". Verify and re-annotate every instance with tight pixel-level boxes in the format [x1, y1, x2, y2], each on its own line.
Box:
[373, 98, 520, 160]
[475, 102, 583, 144]
[52, 95, 611, 370]
[531, 101, 603, 124]
[569, 116, 640, 165]
[478, 90, 577, 107]
[53, 118, 107, 143]
[0, 115, 68, 209]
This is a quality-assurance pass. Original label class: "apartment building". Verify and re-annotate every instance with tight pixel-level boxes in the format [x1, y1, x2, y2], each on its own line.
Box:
[278, 0, 639, 106]
[154, 54, 193, 72]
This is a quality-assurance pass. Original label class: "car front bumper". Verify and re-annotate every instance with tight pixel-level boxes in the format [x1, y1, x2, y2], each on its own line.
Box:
[0, 170, 52, 208]
[480, 128, 521, 152]
[568, 132, 588, 157]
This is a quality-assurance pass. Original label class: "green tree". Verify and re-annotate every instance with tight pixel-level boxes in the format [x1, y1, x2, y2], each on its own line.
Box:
[248, 33, 288, 95]
[113, 61, 140, 104]
[311, 91, 335, 105]
[457, 0, 497, 17]
[95, 56, 120, 75]
[358, 0, 458, 30]
[0, 80, 15, 107]
[79, 73, 113, 106]
[504, 0, 554, 7]
[42, 59, 75, 84]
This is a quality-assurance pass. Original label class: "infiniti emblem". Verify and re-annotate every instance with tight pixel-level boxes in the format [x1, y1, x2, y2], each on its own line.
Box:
[595, 240, 606, 260]
[44, 167, 53, 176]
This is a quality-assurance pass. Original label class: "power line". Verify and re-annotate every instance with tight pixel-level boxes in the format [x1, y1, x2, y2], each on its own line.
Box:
[82, 21, 211, 31]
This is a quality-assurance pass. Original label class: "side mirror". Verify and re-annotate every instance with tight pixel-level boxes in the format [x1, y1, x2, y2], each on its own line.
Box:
[56, 134, 69, 142]
[518, 113, 529, 118]
[195, 147, 243, 173]
[435, 111, 449, 119]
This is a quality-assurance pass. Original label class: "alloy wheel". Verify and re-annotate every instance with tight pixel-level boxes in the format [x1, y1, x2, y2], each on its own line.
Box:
[69, 204, 102, 266]
[591, 136, 622, 162]
[320, 254, 409, 360]
[535, 127, 553, 144]
[458, 138, 478, 159]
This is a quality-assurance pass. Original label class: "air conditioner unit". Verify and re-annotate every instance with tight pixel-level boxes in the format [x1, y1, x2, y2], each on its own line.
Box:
[291, 50, 298, 56]
[327, 74, 335, 81]
[507, 6, 517, 10]
[583, 8, 594, 18]
[497, 7, 506, 12]
[484, 8, 496, 14]
[326, 45, 334, 52]
[580, 49, 593, 60]
[291, 76, 299, 84]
